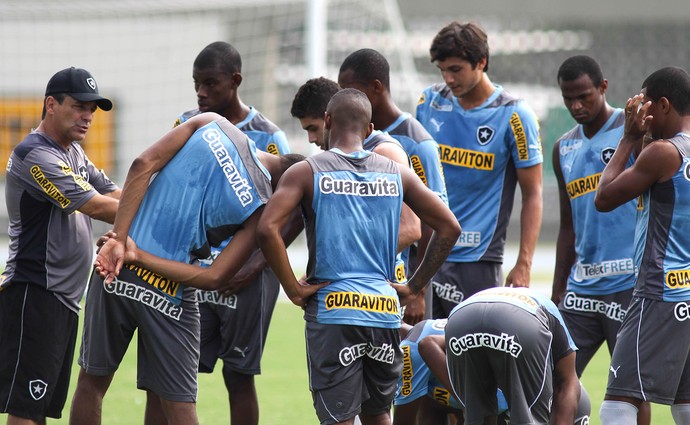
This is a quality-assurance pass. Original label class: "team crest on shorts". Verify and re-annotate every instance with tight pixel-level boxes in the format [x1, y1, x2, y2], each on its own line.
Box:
[477, 126, 495, 145]
[29, 379, 48, 400]
[600, 147, 615, 165]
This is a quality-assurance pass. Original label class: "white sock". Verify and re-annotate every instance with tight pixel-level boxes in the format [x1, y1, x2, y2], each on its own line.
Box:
[672, 404, 690, 424]
[599, 400, 638, 425]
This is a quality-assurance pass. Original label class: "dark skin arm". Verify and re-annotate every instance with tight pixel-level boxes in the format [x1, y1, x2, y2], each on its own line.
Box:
[391, 166, 461, 306]
[256, 162, 328, 307]
[220, 208, 304, 295]
[402, 223, 433, 325]
[418, 334, 454, 397]
[95, 209, 264, 291]
[374, 142, 422, 252]
[550, 352, 580, 425]
[551, 141, 576, 304]
[595, 95, 678, 211]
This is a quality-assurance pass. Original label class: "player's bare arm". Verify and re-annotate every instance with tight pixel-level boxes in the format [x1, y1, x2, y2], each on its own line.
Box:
[257, 162, 328, 307]
[98, 112, 222, 277]
[506, 163, 543, 288]
[418, 335, 455, 397]
[222, 208, 304, 296]
[78, 193, 120, 224]
[595, 95, 679, 211]
[374, 141, 422, 252]
[392, 166, 460, 305]
[96, 209, 262, 290]
[550, 352, 580, 425]
[551, 142, 576, 304]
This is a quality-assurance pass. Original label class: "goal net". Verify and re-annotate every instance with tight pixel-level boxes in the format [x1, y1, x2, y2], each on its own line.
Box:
[0, 0, 423, 182]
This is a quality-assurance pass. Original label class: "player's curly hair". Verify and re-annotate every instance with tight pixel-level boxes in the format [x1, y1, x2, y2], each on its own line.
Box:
[290, 77, 340, 119]
[557, 55, 604, 87]
[430, 21, 489, 72]
[643, 67, 690, 116]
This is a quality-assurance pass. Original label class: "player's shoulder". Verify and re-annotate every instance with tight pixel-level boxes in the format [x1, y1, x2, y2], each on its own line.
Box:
[242, 108, 283, 134]
[419, 83, 453, 105]
[392, 115, 435, 144]
[175, 108, 201, 127]
[13, 132, 69, 161]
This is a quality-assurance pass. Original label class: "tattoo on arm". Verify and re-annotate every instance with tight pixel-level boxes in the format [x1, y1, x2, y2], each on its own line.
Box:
[407, 234, 456, 294]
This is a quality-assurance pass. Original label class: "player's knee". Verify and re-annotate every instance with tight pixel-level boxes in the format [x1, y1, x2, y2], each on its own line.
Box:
[671, 403, 690, 425]
[600, 400, 638, 425]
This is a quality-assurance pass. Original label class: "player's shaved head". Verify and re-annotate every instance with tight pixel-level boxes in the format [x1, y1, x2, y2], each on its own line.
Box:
[195, 41, 242, 74]
[326, 88, 372, 133]
[339, 48, 390, 90]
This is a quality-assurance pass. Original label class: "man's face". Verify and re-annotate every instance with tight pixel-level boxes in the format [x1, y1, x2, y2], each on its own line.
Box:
[50, 95, 97, 144]
[299, 116, 327, 150]
[435, 57, 484, 99]
[193, 65, 234, 113]
[559, 74, 607, 125]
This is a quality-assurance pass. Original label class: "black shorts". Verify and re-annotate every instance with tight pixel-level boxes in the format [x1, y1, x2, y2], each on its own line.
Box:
[0, 282, 78, 420]
[306, 322, 402, 424]
[431, 261, 502, 319]
[198, 268, 280, 375]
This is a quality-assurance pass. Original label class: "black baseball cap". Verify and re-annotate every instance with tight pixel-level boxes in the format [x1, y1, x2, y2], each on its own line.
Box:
[45, 67, 113, 111]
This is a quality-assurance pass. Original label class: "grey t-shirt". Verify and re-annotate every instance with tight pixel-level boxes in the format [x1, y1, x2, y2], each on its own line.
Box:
[1, 131, 118, 312]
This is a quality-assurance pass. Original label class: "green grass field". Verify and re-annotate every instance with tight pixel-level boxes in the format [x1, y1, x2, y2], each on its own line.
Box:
[1, 300, 674, 424]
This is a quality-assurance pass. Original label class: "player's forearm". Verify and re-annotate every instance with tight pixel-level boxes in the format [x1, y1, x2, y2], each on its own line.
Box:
[407, 230, 458, 295]
[515, 190, 542, 271]
[418, 335, 453, 394]
[397, 205, 421, 253]
[257, 223, 301, 298]
[552, 226, 576, 303]
[550, 379, 580, 425]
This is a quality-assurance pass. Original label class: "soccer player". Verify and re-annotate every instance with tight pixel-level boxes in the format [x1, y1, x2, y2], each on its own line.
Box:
[399, 319, 591, 425]
[422, 287, 581, 425]
[0, 67, 119, 425]
[291, 76, 341, 149]
[551, 55, 650, 424]
[338, 48, 449, 324]
[256, 88, 460, 425]
[69, 113, 302, 425]
[394, 318, 508, 425]
[595, 67, 690, 425]
[416, 22, 543, 318]
[174, 41, 295, 425]
[290, 77, 423, 273]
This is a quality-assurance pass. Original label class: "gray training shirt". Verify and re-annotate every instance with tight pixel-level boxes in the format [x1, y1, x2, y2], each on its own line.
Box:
[1, 131, 118, 313]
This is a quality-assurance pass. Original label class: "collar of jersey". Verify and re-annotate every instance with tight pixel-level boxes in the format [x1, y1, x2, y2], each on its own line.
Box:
[235, 106, 257, 129]
[330, 148, 371, 159]
[383, 113, 411, 133]
[454, 83, 503, 112]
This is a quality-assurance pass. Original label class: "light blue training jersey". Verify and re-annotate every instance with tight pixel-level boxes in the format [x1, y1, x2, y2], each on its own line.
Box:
[303, 149, 403, 328]
[176, 106, 291, 155]
[383, 113, 448, 205]
[557, 109, 638, 295]
[128, 119, 272, 304]
[635, 133, 690, 302]
[416, 84, 542, 263]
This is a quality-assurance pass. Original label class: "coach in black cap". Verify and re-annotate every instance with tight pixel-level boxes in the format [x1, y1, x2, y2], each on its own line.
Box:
[0, 66, 120, 423]
[43, 66, 112, 115]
